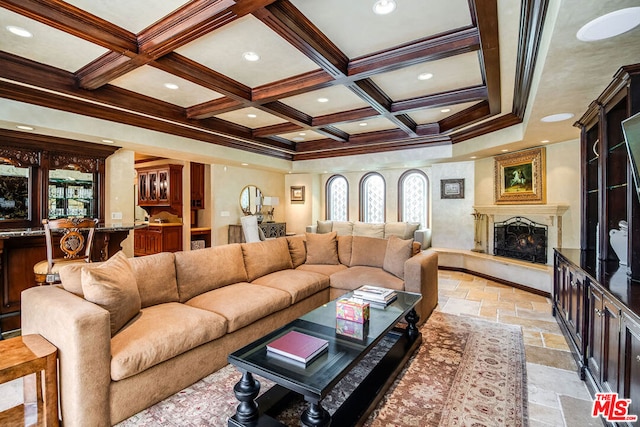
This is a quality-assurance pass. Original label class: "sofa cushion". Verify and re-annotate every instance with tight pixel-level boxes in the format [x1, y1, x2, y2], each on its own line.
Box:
[383, 235, 414, 279]
[110, 302, 228, 381]
[296, 263, 348, 276]
[286, 235, 307, 268]
[252, 269, 329, 304]
[305, 231, 339, 265]
[350, 236, 387, 268]
[186, 283, 291, 333]
[337, 235, 353, 266]
[175, 244, 248, 301]
[128, 252, 180, 308]
[316, 220, 333, 234]
[241, 239, 293, 282]
[332, 221, 354, 236]
[353, 222, 384, 238]
[81, 251, 141, 336]
[329, 266, 404, 291]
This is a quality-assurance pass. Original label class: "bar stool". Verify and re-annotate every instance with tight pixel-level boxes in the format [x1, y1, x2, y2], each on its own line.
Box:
[33, 218, 98, 285]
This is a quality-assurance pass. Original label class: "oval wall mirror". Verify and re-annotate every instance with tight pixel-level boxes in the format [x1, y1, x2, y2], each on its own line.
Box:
[239, 185, 262, 215]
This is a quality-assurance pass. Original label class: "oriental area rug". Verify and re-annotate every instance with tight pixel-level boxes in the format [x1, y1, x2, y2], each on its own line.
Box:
[117, 312, 528, 427]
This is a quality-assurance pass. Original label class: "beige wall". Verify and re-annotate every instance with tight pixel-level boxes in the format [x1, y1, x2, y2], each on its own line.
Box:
[105, 149, 136, 256]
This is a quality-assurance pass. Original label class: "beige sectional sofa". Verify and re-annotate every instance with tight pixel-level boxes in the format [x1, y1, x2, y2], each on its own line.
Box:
[306, 220, 432, 248]
[21, 232, 438, 426]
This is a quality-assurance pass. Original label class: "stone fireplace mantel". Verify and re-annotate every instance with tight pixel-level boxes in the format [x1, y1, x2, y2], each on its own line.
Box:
[471, 204, 570, 263]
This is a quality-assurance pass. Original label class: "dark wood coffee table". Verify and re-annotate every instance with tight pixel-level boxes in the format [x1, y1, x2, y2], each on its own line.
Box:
[228, 291, 422, 427]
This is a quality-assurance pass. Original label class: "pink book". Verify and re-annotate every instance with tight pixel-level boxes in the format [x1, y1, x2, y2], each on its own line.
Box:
[267, 330, 329, 364]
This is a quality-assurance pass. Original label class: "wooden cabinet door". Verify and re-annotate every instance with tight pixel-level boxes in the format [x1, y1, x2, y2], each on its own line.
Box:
[621, 313, 640, 423]
[157, 169, 169, 203]
[133, 230, 146, 256]
[138, 172, 148, 204]
[147, 171, 159, 204]
[146, 228, 162, 254]
[601, 294, 621, 393]
[588, 287, 604, 381]
[190, 162, 205, 209]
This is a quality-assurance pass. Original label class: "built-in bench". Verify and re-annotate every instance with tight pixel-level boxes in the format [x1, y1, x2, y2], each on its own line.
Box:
[432, 247, 552, 296]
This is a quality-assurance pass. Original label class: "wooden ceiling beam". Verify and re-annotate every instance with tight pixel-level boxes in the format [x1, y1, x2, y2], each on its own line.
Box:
[0, 0, 137, 53]
[252, 122, 302, 138]
[439, 101, 490, 133]
[154, 52, 251, 100]
[254, 0, 349, 78]
[348, 27, 480, 78]
[187, 98, 245, 119]
[312, 107, 379, 127]
[473, 0, 501, 114]
[251, 69, 335, 103]
[391, 86, 487, 113]
[316, 126, 349, 142]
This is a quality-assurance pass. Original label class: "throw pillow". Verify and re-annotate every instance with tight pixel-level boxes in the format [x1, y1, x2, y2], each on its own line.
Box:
[350, 236, 387, 267]
[287, 235, 307, 268]
[81, 251, 141, 336]
[383, 235, 414, 279]
[305, 231, 339, 265]
[353, 221, 385, 238]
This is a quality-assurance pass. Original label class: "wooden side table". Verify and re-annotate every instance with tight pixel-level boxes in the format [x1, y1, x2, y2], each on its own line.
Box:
[0, 334, 59, 426]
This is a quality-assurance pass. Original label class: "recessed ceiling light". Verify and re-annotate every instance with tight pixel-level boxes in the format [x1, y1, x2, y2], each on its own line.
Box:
[440, 108, 451, 113]
[359, 122, 368, 127]
[163, 83, 179, 90]
[372, 0, 396, 15]
[418, 72, 433, 81]
[241, 163, 249, 166]
[317, 97, 329, 103]
[7, 26, 32, 38]
[298, 132, 306, 136]
[577, 7, 640, 41]
[541, 139, 550, 143]
[247, 113, 257, 118]
[242, 51, 260, 62]
[101, 139, 114, 144]
[470, 156, 477, 159]
[541, 113, 574, 122]
[501, 149, 509, 152]
[16, 125, 34, 131]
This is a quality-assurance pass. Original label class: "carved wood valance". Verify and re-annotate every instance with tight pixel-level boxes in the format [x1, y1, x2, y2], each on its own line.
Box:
[0, 145, 40, 167]
[49, 153, 101, 173]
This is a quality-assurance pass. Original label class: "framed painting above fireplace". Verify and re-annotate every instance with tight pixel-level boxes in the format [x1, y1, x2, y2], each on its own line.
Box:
[494, 147, 546, 204]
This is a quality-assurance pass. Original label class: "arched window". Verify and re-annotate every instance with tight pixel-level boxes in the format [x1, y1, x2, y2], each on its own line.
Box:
[360, 172, 385, 223]
[326, 175, 348, 221]
[399, 169, 429, 228]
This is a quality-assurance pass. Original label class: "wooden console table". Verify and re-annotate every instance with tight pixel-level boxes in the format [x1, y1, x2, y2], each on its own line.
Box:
[0, 334, 58, 426]
[228, 222, 286, 243]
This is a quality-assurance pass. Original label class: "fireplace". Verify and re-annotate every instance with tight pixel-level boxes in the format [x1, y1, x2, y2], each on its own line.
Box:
[494, 216, 548, 264]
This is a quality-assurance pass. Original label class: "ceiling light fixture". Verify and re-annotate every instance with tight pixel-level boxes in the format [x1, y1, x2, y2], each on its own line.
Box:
[298, 132, 306, 136]
[247, 113, 257, 118]
[470, 156, 477, 159]
[417, 72, 433, 81]
[241, 163, 249, 166]
[577, 7, 640, 41]
[541, 139, 550, 143]
[242, 51, 260, 62]
[16, 125, 34, 131]
[541, 113, 574, 122]
[359, 122, 368, 127]
[163, 83, 179, 90]
[317, 97, 329, 103]
[7, 25, 32, 38]
[440, 108, 451, 113]
[501, 149, 509, 152]
[101, 139, 115, 144]
[373, 0, 396, 15]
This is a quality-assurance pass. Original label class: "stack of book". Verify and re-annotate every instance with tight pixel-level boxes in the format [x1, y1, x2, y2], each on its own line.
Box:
[266, 330, 329, 366]
[353, 285, 397, 308]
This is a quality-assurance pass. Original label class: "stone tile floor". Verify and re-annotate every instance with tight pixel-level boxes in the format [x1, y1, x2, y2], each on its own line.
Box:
[1, 270, 605, 426]
[437, 270, 603, 427]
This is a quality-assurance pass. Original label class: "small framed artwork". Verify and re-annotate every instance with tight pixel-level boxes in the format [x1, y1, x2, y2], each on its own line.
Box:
[441, 179, 465, 199]
[290, 186, 305, 203]
[494, 147, 546, 204]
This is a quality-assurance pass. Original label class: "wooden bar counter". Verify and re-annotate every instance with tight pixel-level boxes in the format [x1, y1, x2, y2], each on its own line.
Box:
[0, 224, 141, 334]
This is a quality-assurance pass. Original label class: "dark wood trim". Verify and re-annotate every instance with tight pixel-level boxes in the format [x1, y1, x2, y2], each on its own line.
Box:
[473, 0, 501, 114]
[450, 112, 521, 143]
[391, 86, 487, 113]
[438, 266, 551, 297]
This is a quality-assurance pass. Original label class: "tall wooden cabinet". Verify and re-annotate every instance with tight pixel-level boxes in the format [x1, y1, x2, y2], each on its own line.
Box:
[554, 64, 640, 426]
[137, 164, 183, 213]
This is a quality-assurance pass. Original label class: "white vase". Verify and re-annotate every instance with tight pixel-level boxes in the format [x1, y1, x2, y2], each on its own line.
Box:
[609, 220, 628, 266]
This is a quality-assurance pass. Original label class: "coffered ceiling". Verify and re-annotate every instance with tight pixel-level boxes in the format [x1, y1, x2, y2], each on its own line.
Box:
[0, 0, 639, 166]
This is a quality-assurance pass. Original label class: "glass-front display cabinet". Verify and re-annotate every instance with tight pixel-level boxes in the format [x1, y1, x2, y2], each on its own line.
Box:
[0, 163, 32, 223]
[48, 169, 95, 219]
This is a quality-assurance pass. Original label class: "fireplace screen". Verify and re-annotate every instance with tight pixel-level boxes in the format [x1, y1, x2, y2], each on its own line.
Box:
[494, 216, 548, 264]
